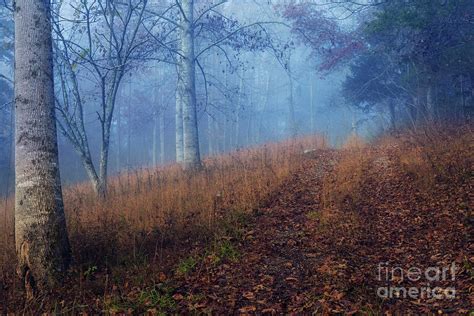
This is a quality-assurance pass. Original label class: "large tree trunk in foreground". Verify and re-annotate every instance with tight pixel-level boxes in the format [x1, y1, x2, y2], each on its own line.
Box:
[177, 0, 201, 169]
[14, 0, 71, 292]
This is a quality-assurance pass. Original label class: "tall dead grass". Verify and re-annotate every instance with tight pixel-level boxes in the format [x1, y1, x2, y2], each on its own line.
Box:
[0, 136, 326, 272]
[323, 124, 473, 213]
[323, 133, 369, 210]
[393, 124, 473, 193]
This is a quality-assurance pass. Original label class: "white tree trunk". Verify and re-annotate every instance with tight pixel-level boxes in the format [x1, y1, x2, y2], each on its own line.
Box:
[14, 0, 71, 291]
[175, 87, 184, 162]
[177, 0, 201, 169]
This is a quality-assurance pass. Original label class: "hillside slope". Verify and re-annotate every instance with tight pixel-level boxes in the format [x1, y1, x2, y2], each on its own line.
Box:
[1, 129, 472, 314]
[170, 135, 472, 314]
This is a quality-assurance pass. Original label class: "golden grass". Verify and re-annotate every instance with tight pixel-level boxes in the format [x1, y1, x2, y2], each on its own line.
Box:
[378, 124, 473, 194]
[322, 124, 473, 214]
[0, 135, 327, 271]
[323, 136, 369, 211]
[340, 133, 366, 150]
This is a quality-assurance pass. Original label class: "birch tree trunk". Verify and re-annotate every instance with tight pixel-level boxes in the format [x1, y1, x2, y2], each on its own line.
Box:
[177, 0, 201, 169]
[14, 0, 71, 291]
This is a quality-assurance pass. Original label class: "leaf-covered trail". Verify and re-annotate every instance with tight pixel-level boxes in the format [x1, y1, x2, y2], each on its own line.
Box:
[176, 150, 340, 314]
[174, 147, 472, 314]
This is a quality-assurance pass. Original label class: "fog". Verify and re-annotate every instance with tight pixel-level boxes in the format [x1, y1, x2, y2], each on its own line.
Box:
[1, 0, 470, 194]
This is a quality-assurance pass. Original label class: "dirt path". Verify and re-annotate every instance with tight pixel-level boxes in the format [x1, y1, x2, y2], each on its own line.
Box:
[175, 150, 339, 314]
[174, 147, 471, 314]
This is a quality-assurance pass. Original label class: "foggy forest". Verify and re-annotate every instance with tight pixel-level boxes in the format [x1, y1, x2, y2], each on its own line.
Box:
[0, 0, 472, 314]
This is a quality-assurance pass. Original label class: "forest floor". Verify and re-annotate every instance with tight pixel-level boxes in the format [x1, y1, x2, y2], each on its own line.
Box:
[1, 128, 472, 314]
[171, 146, 472, 315]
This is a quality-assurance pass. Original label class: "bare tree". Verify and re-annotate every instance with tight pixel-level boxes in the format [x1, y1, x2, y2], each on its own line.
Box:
[53, 0, 149, 196]
[148, 0, 277, 168]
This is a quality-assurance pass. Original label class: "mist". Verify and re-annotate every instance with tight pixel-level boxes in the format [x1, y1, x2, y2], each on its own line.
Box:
[0, 0, 389, 194]
[0, 1, 472, 313]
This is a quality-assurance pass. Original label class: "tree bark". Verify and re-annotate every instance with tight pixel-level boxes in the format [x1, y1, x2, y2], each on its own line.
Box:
[116, 94, 122, 172]
[14, 0, 71, 291]
[175, 85, 184, 162]
[153, 114, 159, 166]
[160, 111, 165, 164]
[207, 113, 213, 156]
[177, 0, 201, 169]
[287, 66, 297, 138]
[235, 75, 243, 148]
[388, 99, 397, 130]
[426, 83, 435, 122]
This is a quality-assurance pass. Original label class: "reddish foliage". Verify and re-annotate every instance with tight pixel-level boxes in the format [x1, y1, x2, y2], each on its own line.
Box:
[279, 1, 364, 72]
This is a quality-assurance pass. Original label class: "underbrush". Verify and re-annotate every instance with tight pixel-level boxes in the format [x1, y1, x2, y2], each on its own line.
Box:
[392, 125, 472, 194]
[315, 124, 472, 313]
[323, 125, 472, 213]
[0, 135, 325, 312]
[320, 124, 472, 235]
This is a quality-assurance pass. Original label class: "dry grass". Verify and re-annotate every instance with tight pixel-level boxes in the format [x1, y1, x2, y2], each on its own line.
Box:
[321, 124, 472, 225]
[394, 125, 473, 193]
[0, 136, 326, 274]
[322, 136, 369, 211]
[340, 133, 366, 150]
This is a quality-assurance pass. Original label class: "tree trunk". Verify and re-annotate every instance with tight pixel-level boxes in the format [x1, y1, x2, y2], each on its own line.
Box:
[177, 0, 201, 169]
[287, 67, 297, 138]
[175, 86, 184, 162]
[160, 111, 165, 164]
[127, 79, 132, 168]
[152, 115, 158, 166]
[98, 126, 110, 197]
[116, 94, 122, 171]
[426, 83, 435, 122]
[207, 113, 213, 156]
[309, 74, 315, 132]
[235, 75, 243, 148]
[388, 99, 396, 130]
[258, 69, 270, 143]
[14, 0, 71, 291]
